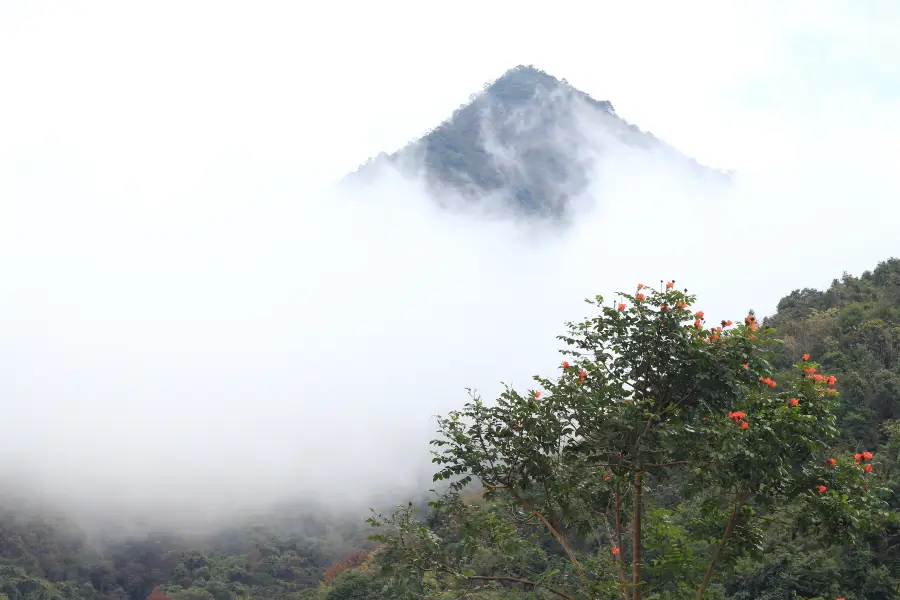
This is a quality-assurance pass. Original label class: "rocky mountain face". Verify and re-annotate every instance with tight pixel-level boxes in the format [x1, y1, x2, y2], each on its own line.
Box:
[343, 65, 729, 217]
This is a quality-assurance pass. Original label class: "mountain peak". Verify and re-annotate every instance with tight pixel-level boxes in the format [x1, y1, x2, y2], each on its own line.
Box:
[344, 65, 727, 217]
[484, 65, 615, 115]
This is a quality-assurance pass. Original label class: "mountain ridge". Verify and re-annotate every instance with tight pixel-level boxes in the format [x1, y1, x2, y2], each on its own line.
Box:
[343, 64, 731, 216]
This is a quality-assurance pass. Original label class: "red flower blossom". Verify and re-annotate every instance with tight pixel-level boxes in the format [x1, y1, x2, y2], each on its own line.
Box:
[748, 334, 756, 339]
[712, 333, 719, 341]
[562, 361, 570, 369]
[759, 377, 777, 388]
[741, 421, 749, 430]
[694, 319, 702, 328]
[804, 367, 816, 374]
[660, 304, 669, 311]
[813, 374, 825, 382]
[789, 398, 799, 407]
[749, 324, 759, 331]
[534, 391, 541, 399]
[863, 451, 873, 460]
[617, 303, 627, 311]
[827, 375, 837, 386]
[729, 411, 747, 421]
[725, 320, 733, 326]
[803, 353, 810, 361]
[579, 369, 587, 382]
[636, 293, 646, 301]
[666, 281, 674, 289]
[828, 458, 837, 467]
[865, 464, 873, 473]
[637, 283, 644, 290]
[742, 364, 749, 369]
[855, 453, 863, 462]
[817, 485, 827, 494]
[696, 311, 705, 319]
[612, 546, 620, 555]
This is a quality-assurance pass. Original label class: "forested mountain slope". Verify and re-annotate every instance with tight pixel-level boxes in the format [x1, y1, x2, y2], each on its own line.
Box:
[3, 258, 900, 599]
[343, 65, 730, 216]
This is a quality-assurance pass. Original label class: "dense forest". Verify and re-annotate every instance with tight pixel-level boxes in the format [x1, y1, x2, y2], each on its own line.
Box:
[3, 258, 900, 599]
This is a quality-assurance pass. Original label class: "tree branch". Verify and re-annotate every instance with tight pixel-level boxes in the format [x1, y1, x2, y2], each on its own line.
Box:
[696, 491, 749, 600]
[464, 574, 575, 600]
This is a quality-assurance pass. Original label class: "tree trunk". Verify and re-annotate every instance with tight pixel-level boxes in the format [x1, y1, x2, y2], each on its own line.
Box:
[632, 472, 643, 600]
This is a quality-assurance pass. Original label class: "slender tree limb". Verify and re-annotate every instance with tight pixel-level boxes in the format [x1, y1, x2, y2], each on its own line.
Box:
[615, 480, 629, 600]
[696, 491, 750, 600]
[632, 471, 643, 600]
[464, 574, 575, 600]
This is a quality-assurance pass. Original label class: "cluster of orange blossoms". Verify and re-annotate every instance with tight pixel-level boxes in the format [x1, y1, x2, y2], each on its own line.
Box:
[728, 411, 750, 430]
[855, 450, 875, 472]
[561, 361, 587, 383]
[759, 377, 777, 388]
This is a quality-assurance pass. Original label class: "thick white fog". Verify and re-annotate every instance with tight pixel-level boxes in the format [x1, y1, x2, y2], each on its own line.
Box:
[0, 1, 898, 530]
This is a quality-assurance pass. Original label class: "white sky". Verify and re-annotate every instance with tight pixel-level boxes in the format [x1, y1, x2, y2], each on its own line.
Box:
[0, 1, 898, 526]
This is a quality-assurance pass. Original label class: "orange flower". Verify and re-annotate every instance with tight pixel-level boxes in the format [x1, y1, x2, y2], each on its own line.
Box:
[855, 453, 863, 462]
[612, 546, 620, 555]
[725, 320, 733, 326]
[865, 464, 873, 473]
[696, 311, 705, 319]
[742, 364, 749, 369]
[579, 369, 587, 382]
[813, 374, 825, 382]
[617, 303, 627, 311]
[817, 485, 827, 494]
[863, 451, 873, 460]
[749, 324, 759, 331]
[660, 304, 669, 311]
[804, 367, 816, 374]
[562, 361, 570, 369]
[759, 377, 777, 388]
[636, 293, 646, 301]
[748, 334, 756, 339]
[827, 375, 837, 386]
[741, 421, 749, 430]
[789, 398, 799, 407]
[712, 333, 719, 341]
[534, 391, 542, 399]
[803, 353, 810, 361]
[666, 281, 674, 289]
[694, 319, 702, 328]
[637, 283, 644, 290]
[514, 423, 521, 429]
[828, 458, 837, 467]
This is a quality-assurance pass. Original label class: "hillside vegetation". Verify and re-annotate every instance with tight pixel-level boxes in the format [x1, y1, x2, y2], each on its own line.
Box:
[3, 259, 900, 599]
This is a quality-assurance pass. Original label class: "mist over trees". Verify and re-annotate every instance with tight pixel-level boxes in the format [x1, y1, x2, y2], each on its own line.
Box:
[4, 260, 900, 600]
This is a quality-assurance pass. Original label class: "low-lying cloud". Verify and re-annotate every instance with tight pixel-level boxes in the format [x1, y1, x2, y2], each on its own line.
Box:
[1, 79, 898, 535]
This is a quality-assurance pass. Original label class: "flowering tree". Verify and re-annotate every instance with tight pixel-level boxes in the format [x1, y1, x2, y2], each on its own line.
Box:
[369, 283, 888, 600]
